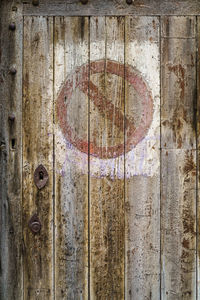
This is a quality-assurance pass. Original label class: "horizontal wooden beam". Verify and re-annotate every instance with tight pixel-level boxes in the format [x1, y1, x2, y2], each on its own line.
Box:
[23, 0, 200, 16]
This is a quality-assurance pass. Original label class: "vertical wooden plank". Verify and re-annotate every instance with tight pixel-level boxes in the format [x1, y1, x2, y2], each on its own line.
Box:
[197, 16, 200, 300]
[125, 16, 160, 299]
[23, 16, 54, 299]
[54, 17, 89, 299]
[161, 16, 197, 300]
[161, 149, 196, 300]
[89, 16, 125, 298]
[161, 16, 196, 150]
[0, 1, 23, 299]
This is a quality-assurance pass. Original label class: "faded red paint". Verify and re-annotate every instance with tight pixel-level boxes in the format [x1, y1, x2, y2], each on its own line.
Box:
[56, 60, 153, 159]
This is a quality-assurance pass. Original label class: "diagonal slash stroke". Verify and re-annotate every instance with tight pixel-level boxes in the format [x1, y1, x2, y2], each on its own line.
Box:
[80, 80, 135, 134]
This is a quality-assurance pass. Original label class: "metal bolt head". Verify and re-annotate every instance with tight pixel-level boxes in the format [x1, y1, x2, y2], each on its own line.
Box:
[28, 214, 41, 234]
[81, 0, 88, 4]
[8, 113, 15, 122]
[126, 0, 133, 4]
[30, 221, 41, 233]
[9, 23, 16, 31]
[9, 67, 17, 75]
[32, 0, 39, 6]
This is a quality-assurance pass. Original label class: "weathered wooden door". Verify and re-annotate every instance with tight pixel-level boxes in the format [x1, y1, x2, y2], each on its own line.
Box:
[0, 1, 199, 299]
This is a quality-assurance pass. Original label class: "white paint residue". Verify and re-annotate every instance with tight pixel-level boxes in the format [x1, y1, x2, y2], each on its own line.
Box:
[55, 40, 160, 179]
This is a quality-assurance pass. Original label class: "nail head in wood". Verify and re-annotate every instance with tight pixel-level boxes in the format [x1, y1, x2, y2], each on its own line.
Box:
[81, 0, 88, 4]
[32, 0, 39, 6]
[9, 23, 16, 31]
[9, 67, 17, 75]
[8, 114, 15, 122]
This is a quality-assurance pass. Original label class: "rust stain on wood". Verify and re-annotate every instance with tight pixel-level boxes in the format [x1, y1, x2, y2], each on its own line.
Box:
[168, 64, 185, 99]
[161, 17, 196, 150]
[1, 8, 200, 300]
[125, 16, 160, 299]
[23, 16, 54, 300]
[89, 16, 125, 299]
[0, 1, 23, 299]
[90, 177, 125, 298]
[54, 16, 89, 299]
[161, 16, 197, 300]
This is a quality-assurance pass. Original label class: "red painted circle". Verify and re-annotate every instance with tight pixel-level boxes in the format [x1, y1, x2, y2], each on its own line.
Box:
[56, 60, 153, 159]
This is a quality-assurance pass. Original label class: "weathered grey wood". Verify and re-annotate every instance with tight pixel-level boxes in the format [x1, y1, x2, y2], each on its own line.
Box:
[125, 16, 160, 299]
[198, 19, 200, 150]
[0, 1, 23, 299]
[54, 16, 89, 299]
[161, 16, 196, 150]
[161, 16, 196, 38]
[1, 6, 199, 300]
[23, 16, 54, 299]
[89, 16, 125, 298]
[161, 150, 196, 300]
[198, 153, 200, 300]
[197, 17, 200, 300]
[23, 0, 200, 16]
[161, 16, 197, 300]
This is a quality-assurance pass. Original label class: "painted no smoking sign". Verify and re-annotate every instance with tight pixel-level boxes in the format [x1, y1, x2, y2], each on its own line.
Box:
[56, 59, 158, 178]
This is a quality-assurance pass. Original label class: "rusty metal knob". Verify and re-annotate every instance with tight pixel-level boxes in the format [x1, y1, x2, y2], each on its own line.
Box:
[28, 214, 41, 233]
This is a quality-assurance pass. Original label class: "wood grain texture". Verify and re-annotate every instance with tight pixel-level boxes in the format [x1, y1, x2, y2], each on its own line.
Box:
[198, 150, 200, 299]
[89, 16, 125, 299]
[161, 16, 197, 300]
[161, 16, 196, 38]
[161, 16, 196, 150]
[198, 19, 200, 150]
[23, 0, 200, 16]
[0, 1, 23, 299]
[125, 16, 160, 299]
[23, 16, 54, 299]
[161, 150, 196, 300]
[1, 9, 199, 300]
[197, 17, 200, 300]
[54, 17, 89, 299]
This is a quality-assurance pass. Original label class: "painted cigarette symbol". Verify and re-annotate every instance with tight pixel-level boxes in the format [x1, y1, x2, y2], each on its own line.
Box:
[56, 60, 153, 159]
